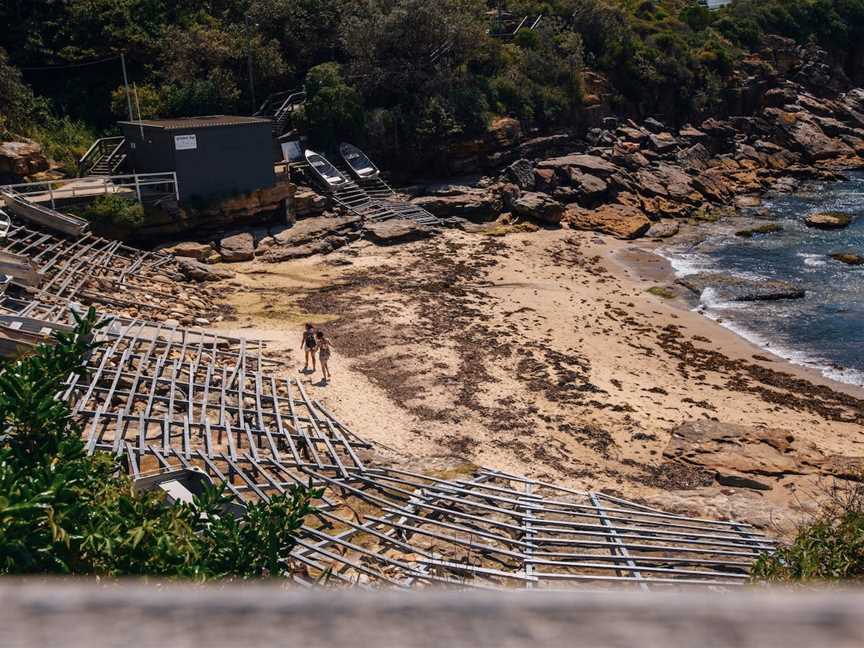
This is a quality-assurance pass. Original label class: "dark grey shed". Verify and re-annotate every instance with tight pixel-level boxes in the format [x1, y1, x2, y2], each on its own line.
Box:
[118, 116, 276, 204]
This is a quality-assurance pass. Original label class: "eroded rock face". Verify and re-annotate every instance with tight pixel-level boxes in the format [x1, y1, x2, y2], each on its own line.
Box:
[412, 185, 503, 221]
[804, 211, 853, 230]
[512, 192, 564, 224]
[565, 203, 650, 239]
[678, 273, 805, 302]
[364, 219, 434, 245]
[0, 141, 49, 179]
[505, 159, 536, 190]
[664, 420, 864, 491]
[177, 258, 234, 282]
[537, 154, 618, 177]
[220, 232, 255, 262]
[160, 241, 214, 261]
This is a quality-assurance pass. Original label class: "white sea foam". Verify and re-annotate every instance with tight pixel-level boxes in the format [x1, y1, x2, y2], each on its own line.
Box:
[694, 306, 864, 387]
[797, 252, 827, 267]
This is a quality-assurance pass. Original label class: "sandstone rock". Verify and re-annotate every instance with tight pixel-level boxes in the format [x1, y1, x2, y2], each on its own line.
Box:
[271, 213, 361, 249]
[636, 163, 695, 202]
[486, 116, 522, 149]
[412, 185, 502, 221]
[610, 144, 650, 170]
[364, 219, 433, 244]
[678, 273, 805, 301]
[678, 125, 708, 142]
[0, 141, 49, 179]
[537, 154, 618, 177]
[533, 168, 558, 191]
[293, 187, 328, 217]
[162, 241, 214, 261]
[646, 220, 680, 239]
[804, 211, 853, 230]
[766, 109, 855, 161]
[264, 237, 346, 262]
[505, 159, 535, 190]
[568, 170, 608, 201]
[219, 232, 255, 262]
[676, 143, 712, 172]
[512, 192, 564, 224]
[663, 420, 859, 491]
[693, 171, 733, 203]
[565, 204, 650, 240]
[643, 117, 666, 133]
[829, 251, 864, 266]
[648, 132, 678, 154]
[177, 258, 235, 282]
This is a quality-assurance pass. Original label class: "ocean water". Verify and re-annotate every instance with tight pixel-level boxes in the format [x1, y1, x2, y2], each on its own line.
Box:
[661, 171, 864, 386]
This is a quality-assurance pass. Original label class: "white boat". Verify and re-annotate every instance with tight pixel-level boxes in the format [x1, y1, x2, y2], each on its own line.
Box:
[338, 142, 380, 180]
[304, 149, 349, 190]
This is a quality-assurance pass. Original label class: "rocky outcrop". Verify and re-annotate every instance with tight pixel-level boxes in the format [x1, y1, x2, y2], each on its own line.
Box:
[260, 213, 361, 262]
[177, 258, 234, 282]
[411, 183, 503, 221]
[364, 219, 434, 245]
[219, 232, 255, 262]
[830, 251, 864, 266]
[678, 273, 805, 302]
[665, 420, 864, 491]
[804, 211, 853, 230]
[505, 159, 535, 190]
[646, 220, 680, 239]
[511, 192, 564, 225]
[293, 186, 329, 217]
[565, 204, 650, 240]
[160, 241, 214, 261]
[0, 141, 49, 180]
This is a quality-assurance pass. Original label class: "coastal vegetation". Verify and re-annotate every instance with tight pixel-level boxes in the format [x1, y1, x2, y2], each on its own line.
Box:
[753, 480, 864, 582]
[2, 0, 864, 162]
[0, 309, 318, 579]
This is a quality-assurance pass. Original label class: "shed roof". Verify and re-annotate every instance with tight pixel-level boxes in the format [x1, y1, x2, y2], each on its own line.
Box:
[117, 115, 271, 131]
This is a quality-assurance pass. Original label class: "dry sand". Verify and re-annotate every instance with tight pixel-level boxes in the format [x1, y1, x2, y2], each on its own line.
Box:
[211, 227, 864, 534]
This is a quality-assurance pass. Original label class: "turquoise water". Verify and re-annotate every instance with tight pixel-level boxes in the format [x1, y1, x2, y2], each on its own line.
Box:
[662, 171, 864, 386]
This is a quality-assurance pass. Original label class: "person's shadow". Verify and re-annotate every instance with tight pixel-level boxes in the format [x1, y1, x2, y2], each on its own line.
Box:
[315, 378, 329, 387]
[300, 367, 315, 375]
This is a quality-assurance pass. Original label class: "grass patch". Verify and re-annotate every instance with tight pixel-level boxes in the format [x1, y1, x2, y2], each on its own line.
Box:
[735, 223, 783, 238]
[26, 116, 99, 177]
[647, 286, 677, 299]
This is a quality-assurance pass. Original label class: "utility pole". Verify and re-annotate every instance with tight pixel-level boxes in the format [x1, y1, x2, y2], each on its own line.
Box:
[244, 14, 256, 113]
[120, 52, 134, 122]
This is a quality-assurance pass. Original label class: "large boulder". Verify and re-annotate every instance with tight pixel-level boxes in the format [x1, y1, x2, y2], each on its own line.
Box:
[364, 219, 434, 245]
[565, 204, 651, 239]
[636, 163, 696, 202]
[263, 237, 347, 262]
[271, 213, 361, 249]
[678, 272, 805, 301]
[177, 258, 234, 282]
[568, 170, 608, 201]
[804, 211, 853, 230]
[0, 141, 49, 179]
[512, 192, 564, 224]
[293, 187, 329, 217]
[664, 420, 863, 490]
[505, 159, 535, 190]
[537, 154, 618, 177]
[161, 241, 214, 261]
[646, 220, 680, 239]
[219, 232, 255, 262]
[412, 185, 503, 221]
[765, 108, 854, 161]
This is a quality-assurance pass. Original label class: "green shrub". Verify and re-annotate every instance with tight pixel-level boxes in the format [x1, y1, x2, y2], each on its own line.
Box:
[752, 481, 864, 582]
[82, 194, 145, 230]
[0, 308, 320, 579]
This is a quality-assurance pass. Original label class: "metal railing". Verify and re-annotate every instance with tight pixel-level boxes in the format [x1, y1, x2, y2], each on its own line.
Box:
[78, 137, 127, 176]
[1, 172, 180, 211]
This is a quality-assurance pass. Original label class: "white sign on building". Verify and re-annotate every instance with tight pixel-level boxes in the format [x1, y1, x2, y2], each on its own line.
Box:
[174, 134, 198, 151]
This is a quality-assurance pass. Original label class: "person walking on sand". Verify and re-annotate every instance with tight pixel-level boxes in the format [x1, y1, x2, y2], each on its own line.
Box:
[301, 323, 317, 373]
[316, 330, 333, 383]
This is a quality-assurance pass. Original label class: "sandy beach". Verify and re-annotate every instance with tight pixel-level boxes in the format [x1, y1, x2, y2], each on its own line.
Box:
[212, 226, 864, 536]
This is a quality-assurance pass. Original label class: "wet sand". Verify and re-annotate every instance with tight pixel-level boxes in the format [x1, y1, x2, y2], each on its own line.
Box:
[211, 227, 864, 534]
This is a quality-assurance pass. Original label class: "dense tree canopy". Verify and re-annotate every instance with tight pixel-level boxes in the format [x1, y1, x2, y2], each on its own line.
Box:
[1, 0, 863, 158]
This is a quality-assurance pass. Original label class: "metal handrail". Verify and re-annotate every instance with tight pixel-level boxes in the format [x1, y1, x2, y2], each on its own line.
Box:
[78, 137, 125, 176]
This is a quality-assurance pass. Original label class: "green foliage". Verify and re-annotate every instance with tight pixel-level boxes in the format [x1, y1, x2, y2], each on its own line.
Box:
[294, 63, 364, 148]
[0, 308, 320, 579]
[82, 194, 145, 231]
[0, 47, 36, 135]
[26, 113, 98, 176]
[752, 481, 864, 582]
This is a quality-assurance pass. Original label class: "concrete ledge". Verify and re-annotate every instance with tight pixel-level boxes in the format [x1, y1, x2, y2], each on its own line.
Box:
[1, 582, 863, 647]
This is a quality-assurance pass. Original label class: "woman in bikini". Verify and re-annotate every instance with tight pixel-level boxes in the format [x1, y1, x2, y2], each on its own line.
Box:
[316, 330, 333, 383]
[301, 323, 317, 372]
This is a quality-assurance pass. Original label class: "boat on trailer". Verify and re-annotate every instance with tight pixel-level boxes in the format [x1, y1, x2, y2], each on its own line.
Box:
[338, 142, 380, 180]
[304, 149, 349, 190]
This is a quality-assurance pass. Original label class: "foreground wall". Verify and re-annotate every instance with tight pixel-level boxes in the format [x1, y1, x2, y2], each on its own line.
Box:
[1, 582, 862, 648]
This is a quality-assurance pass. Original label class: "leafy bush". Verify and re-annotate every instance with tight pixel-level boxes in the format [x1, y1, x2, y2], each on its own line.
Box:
[752, 480, 864, 582]
[0, 308, 320, 579]
[81, 194, 145, 231]
[26, 113, 97, 176]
